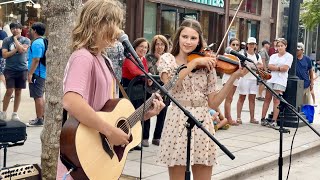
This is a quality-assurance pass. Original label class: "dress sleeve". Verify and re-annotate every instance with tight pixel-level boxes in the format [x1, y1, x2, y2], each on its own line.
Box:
[207, 69, 218, 95]
[158, 53, 175, 77]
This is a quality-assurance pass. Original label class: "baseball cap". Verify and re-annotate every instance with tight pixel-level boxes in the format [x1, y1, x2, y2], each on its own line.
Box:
[297, 42, 304, 50]
[247, 37, 257, 44]
[241, 42, 246, 46]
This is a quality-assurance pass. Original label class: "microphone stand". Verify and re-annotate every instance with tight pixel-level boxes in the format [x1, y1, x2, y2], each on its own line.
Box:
[239, 60, 320, 180]
[123, 51, 235, 180]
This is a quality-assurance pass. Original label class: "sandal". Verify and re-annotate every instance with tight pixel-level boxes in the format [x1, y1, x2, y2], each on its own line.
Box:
[228, 120, 239, 126]
[250, 119, 259, 124]
[236, 118, 242, 124]
[220, 124, 230, 130]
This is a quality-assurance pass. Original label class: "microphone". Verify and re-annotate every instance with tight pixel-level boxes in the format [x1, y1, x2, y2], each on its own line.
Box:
[118, 33, 144, 69]
[225, 47, 254, 63]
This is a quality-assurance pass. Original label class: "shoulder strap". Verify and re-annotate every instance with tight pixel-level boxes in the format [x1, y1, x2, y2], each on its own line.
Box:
[255, 53, 259, 60]
[102, 54, 129, 99]
[244, 52, 247, 57]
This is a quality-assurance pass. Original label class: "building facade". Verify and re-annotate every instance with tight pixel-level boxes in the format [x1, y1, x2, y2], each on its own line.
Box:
[125, 0, 278, 51]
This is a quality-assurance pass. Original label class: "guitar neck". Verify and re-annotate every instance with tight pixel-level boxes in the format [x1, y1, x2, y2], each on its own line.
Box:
[127, 79, 174, 128]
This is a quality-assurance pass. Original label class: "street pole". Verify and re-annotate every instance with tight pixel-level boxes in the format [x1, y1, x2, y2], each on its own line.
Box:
[278, 0, 305, 127]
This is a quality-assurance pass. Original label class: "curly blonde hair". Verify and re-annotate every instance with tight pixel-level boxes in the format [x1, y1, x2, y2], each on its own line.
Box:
[72, 0, 124, 55]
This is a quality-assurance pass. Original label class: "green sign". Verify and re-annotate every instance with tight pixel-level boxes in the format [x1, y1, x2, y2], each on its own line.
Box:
[188, 0, 224, 8]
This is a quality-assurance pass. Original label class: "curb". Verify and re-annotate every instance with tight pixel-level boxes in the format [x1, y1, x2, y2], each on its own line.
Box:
[213, 140, 320, 180]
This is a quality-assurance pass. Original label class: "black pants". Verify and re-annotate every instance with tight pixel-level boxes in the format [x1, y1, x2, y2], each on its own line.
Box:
[131, 98, 168, 140]
[143, 105, 168, 140]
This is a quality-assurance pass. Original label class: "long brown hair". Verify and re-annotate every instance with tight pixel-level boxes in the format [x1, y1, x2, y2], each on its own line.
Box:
[72, 0, 124, 55]
[171, 19, 204, 56]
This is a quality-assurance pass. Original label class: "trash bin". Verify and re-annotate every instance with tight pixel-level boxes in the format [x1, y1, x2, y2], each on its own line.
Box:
[301, 105, 315, 123]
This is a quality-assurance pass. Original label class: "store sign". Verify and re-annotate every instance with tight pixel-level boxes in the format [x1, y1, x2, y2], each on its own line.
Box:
[188, 0, 224, 8]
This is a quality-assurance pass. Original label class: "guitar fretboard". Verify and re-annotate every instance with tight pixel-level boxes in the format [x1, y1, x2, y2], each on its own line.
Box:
[127, 79, 176, 128]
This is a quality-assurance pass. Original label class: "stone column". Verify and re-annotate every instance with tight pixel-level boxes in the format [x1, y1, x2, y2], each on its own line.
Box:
[258, 0, 272, 48]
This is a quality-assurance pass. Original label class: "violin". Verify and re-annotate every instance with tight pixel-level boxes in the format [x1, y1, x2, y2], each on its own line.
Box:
[187, 49, 272, 80]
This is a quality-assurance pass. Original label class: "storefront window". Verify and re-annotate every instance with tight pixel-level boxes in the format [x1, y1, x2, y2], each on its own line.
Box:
[144, 2, 157, 42]
[247, 20, 259, 41]
[230, 0, 261, 15]
[228, 18, 240, 43]
[161, 10, 177, 38]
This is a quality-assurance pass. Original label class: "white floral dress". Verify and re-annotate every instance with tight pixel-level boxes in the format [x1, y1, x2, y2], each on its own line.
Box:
[156, 53, 218, 167]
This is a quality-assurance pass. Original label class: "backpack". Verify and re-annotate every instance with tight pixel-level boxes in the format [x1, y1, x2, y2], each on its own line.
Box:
[244, 52, 259, 61]
[30, 37, 48, 67]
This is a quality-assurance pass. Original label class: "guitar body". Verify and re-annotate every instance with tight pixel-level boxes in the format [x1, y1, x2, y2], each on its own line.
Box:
[60, 98, 141, 180]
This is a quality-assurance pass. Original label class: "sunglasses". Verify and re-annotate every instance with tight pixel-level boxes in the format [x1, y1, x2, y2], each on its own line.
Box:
[231, 44, 239, 47]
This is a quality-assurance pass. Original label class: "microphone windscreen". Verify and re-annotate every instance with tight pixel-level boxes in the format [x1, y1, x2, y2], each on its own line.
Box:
[118, 33, 128, 43]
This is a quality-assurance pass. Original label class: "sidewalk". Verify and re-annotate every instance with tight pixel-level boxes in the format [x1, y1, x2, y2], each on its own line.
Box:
[0, 77, 319, 179]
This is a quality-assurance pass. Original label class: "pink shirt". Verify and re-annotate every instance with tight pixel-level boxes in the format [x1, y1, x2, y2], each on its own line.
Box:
[56, 48, 113, 179]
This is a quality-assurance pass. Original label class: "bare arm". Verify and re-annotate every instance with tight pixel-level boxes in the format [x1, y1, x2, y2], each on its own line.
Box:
[13, 37, 28, 53]
[63, 92, 129, 146]
[2, 48, 17, 59]
[268, 64, 290, 72]
[208, 71, 243, 109]
[309, 68, 314, 90]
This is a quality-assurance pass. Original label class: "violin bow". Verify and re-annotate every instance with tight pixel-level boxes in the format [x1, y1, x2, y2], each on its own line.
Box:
[216, 0, 245, 55]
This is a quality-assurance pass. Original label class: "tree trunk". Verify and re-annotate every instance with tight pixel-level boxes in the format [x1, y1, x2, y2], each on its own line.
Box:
[40, 0, 82, 179]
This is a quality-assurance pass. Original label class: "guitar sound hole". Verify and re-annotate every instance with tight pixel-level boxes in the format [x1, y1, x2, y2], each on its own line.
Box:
[117, 118, 130, 134]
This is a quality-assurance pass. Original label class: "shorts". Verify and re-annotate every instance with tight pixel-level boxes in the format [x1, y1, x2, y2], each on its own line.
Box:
[266, 82, 286, 92]
[222, 73, 239, 86]
[4, 69, 27, 89]
[0, 58, 5, 75]
[237, 78, 258, 95]
[29, 74, 45, 98]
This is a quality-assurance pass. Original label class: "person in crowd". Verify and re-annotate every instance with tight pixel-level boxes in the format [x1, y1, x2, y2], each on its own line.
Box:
[56, 0, 165, 179]
[239, 41, 246, 54]
[164, 34, 173, 52]
[0, 22, 30, 121]
[0, 20, 8, 86]
[122, 37, 152, 147]
[261, 38, 293, 127]
[256, 40, 271, 101]
[145, 34, 170, 146]
[105, 41, 125, 97]
[209, 108, 229, 131]
[222, 37, 240, 125]
[268, 39, 279, 56]
[236, 37, 263, 124]
[27, 22, 47, 126]
[156, 18, 245, 180]
[296, 42, 314, 105]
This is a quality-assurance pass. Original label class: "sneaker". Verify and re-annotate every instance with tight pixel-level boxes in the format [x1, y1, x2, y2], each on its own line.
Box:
[141, 139, 149, 147]
[27, 118, 44, 127]
[152, 139, 160, 146]
[11, 113, 20, 121]
[0, 111, 7, 120]
[266, 120, 277, 128]
[261, 118, 268, 126]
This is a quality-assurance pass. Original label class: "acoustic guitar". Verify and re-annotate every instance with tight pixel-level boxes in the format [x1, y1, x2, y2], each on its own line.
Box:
[60, 66, 183, 180]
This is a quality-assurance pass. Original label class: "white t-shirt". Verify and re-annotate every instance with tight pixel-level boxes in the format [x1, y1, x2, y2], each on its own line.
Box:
[267, 52, 293, 87]
[241, 52, 263, 80]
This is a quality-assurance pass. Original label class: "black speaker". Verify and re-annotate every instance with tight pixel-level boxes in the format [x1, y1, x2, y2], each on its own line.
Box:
[0, 120, 27, 143]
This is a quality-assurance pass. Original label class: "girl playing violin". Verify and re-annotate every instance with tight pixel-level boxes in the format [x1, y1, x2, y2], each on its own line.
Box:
[156, 18, 245, 180]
